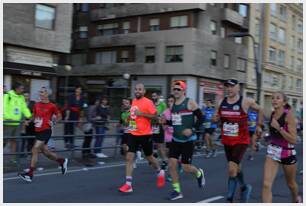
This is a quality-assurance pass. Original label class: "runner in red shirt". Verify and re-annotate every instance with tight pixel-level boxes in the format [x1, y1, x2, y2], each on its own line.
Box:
[118, 83, 165, 193]
[19, 87, 68, 183]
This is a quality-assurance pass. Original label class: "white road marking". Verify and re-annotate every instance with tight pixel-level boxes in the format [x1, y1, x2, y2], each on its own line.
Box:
[197, 195, 224, 203]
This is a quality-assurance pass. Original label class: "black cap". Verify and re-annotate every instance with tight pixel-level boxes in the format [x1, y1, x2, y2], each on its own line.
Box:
[224, 79, 239, 86]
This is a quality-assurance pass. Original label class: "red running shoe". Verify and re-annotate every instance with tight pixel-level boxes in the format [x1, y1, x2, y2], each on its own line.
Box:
[118, 184, 133, 193]
[157, 172, 165, 188]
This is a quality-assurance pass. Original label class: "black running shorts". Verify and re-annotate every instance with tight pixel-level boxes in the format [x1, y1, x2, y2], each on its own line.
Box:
[127, 134, 153, 156]
[204, 128, 215, 135]
[224, 144, 248, 165]
[169, 140, 194, 164]
[121, 133, 130, 145]
[35, 129, 52, 144]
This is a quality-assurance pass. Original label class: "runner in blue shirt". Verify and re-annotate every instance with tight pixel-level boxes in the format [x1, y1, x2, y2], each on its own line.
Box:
[247, 109, 258, 160]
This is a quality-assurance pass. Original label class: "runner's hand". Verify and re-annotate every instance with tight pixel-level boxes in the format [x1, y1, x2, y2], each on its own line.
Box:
[182, 128, 193, 137]
[255, 126, 262, 137]
[134, 109, 142, 116]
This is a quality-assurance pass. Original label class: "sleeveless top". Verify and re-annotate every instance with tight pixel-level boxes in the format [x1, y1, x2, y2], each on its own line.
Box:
[218, 96, 250, 145]
[269, 110, 295, 149]
[171, 98, 196, 142]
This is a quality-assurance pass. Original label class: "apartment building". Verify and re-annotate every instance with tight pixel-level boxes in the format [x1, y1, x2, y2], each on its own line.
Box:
[3, 3, 73, 100]
[245, 3, 303, 115]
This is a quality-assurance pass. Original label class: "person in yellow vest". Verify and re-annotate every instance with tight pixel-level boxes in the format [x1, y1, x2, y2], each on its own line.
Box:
[4, 82, 31, 163]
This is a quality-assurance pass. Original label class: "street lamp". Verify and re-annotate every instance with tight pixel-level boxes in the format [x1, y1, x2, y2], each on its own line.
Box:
[63, 65, 72, 100]
[227, 32, 262, 104]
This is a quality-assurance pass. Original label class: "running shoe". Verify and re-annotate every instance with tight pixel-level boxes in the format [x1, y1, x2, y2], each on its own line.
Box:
[118, 184, 133, 193]
[157, 170, 165, 188]
[168, 190, 183, 200]
[18, 172, 33, 183]
[240, 184, 252, 203]
[197, 168, 206, 188]
[212, 149, 217, 158]
[205, 151, 212, 158]
[60, 158, 68, 175]
[296, 195, 302, 203]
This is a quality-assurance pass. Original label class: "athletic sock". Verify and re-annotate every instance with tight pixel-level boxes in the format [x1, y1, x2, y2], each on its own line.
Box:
[237, 171, 246, 188]
[227, 176, 238, 200]
[28, 166, 35, 176]
[157, 169, 165, 176]
[196, 169, 202, 178]
[126, 176, 132, 186]
[56, 158, 65, 165]
[172, 182, 181, 193]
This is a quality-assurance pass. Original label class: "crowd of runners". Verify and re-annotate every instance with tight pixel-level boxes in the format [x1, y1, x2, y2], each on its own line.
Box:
[4, 78, 302, 203]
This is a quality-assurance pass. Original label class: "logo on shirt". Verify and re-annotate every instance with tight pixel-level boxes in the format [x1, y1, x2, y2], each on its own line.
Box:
[233, 105, 240, 111]
[130, 106, 139, 119]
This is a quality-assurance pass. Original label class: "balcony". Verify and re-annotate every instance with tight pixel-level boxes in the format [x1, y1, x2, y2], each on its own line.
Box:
[221, 8, 248, 31]
[90, 3, 206, 21]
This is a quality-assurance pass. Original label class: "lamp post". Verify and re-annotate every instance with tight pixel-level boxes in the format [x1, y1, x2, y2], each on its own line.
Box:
[63, 65, 72, 100]
[123, 73, 130, 97]
[227, 32, 261, 104]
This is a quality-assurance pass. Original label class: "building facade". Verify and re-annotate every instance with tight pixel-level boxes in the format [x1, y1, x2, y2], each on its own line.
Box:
[245, 3, 303, 116]
[3, 3, 73, 101]
[63, 3, 250, 117]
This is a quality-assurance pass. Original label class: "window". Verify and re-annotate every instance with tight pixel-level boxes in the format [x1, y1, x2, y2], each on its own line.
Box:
[298, 39, 303, 52]
[269, 23, 277, 40]
[255, 4, 261, 11]
[269, 47, 276, 62]
[145, 47, 155, 63]
[220, 27, 225, 38]
[80, 3, 89, 12]
[297, 59, 302, 71]
[210, 21, 217, 35]
[120, 50, 129, 62]
[288, 76, 293, 89]
[278, 28, 286, 44]
[97, 23, 119, 36]
[149, 18, 160, 31]
[297, 20, 303, 33]
[239, 4, 248, 17]
[210, 50, 217, 66]
[122, 21, 130, 34]
[296, 79, 302, 91]
[278, 50, 285, 66]
[224, 54, 230, 69]
[35, 4, 55, 30]
[95, 51, 117, 64]
[170, 16, 188, 28]
[79, 26, 88, 38]
[165, 46, 183, 63]
[290, 56, 295, 69]
[270, 4, 277, 16]
[235, 37, 242, 44]
[291, 36, 296, 50]
[279, 5, 286, 21]
[292, 15, 296, 31]
[237, 58, 247, 72]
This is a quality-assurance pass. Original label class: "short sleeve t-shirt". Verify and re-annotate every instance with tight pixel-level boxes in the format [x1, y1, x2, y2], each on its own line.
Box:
[130, 97, 157, 136]
[33, 102, 60, 132]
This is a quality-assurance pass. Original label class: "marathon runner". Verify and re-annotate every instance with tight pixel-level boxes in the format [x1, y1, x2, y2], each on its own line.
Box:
[255, 91, 302, 203]
[247, 108, 258, 161]
[118, 83, 165, 193]
[212, 78, 263, 203]
[166, 81, 205, 200]
[151, 92, 168, 170]
[19, 87, 68, 182]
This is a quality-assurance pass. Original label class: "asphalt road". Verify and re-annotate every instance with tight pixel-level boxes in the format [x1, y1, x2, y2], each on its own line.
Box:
[3, 144, 303, 203]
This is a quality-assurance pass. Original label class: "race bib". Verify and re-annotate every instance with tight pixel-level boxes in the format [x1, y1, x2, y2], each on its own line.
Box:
[267, 144, 282, 161]
[171, 113, 182, 126]
[204, 122, 211, 129]
[248, 121, 256, 128]
[128, 120, 137, 131]
[34, 117, 43, 128]
[223, 122, 239, 137]
[152, 125, 160, 134]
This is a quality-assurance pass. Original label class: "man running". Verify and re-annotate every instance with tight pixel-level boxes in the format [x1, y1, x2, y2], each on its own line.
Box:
[19, 87, 68, 182]
[212, 79, 263, 203]
[202, 99, 217, 158]
[166, 81, 205, 200]
[118, 83, 165, 193]
[151, 92, 168, 170]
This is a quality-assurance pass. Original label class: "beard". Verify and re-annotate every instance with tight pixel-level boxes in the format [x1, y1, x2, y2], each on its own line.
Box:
[135, 93, 143, 99]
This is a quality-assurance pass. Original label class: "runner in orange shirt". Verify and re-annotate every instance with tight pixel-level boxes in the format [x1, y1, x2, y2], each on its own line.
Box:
[118, 83, 165, 193]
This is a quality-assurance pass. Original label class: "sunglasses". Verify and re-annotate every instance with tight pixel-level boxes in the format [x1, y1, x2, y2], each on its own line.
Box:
[173, 88, 182, 91]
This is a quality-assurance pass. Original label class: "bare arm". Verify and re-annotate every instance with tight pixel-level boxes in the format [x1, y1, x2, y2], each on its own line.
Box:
[211, 100, 222, 123]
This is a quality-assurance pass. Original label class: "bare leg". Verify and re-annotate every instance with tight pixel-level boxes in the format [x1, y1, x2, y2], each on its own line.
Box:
[30, 140, 45, 168]
[283, 163, 299, 202]
[262, 156, 279, 203]
[126, 152, 135, 176]
[169, 158, 179, 183]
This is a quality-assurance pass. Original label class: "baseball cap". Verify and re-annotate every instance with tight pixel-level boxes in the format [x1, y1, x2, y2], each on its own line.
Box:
[224, 79, 239, 86]
[174, 81, 187, 90]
